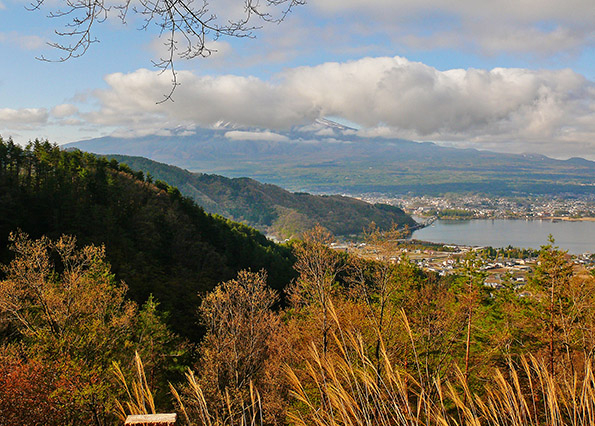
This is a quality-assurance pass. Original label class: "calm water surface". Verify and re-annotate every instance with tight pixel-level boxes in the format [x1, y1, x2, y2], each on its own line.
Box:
[411, 219, 595, 254]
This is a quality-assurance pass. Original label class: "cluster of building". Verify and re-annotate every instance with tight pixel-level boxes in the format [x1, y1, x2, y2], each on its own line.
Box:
[343, 241, 594, 289]
[406, 246, 535, 282]
[355, 193, 595, 220]
[332, 192, 595, 285]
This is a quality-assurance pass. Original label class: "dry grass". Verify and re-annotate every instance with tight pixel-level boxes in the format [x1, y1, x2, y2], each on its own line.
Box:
[285, 304, 595, 426]
[115, 307, 595, 426]
[113, 352, 156, 421]
[170, 369, 263, 426]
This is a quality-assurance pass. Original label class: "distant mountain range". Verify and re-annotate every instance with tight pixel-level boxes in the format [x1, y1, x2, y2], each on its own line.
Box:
[66, 120, 595, 196]
[102, 154, 416, 239]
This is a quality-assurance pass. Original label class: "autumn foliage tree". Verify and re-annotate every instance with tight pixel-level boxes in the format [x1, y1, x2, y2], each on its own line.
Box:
[0, 350, 69, 426]
[346, 224, 419, 376]
[526, 236, 595, 378]
[193, 270, 287, 424]
[0, 232, 175, 425]
[290, 226, 344, 356]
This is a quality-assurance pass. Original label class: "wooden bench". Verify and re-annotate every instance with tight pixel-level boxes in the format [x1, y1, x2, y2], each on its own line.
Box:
[124, 413, 177, 425]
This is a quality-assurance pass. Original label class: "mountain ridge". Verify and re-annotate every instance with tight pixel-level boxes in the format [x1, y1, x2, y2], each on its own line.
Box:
[102, 154, 416, 239]
[66, 121, 595, 196]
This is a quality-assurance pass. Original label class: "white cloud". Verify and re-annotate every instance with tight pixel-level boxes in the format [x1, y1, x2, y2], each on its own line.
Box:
[225, 130, 290, 142]
[84, 56, 595, 158]
[315, 128, 335, 136]
[0, 31, 45, 51]
[51, 104, 78, 118]
[398, 25, 589, 58]
[58, 118, 84, 126]
[312, 0, 595, 26]
[309, 0, 595, 57]
[88, 68, 318, 128]
[0, 108, 48, 125]
[476, 26, 586, 56]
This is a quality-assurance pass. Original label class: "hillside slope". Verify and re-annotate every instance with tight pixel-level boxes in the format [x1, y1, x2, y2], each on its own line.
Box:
[103, 154, 417, 238]
[0, 139, 295, 341]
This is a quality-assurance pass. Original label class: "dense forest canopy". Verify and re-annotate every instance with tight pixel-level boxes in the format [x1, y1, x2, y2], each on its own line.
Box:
[0, 138, 295, 340]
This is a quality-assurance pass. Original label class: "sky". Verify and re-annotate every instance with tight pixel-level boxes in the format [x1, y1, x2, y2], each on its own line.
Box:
[1, 0, 594, 160]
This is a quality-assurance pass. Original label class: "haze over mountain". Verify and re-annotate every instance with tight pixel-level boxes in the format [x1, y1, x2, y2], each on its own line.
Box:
[102, 154, 416, 239]
[67, 120, 595, 197]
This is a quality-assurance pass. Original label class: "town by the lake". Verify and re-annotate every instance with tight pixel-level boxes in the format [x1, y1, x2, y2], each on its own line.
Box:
[330, 193, 595, 280]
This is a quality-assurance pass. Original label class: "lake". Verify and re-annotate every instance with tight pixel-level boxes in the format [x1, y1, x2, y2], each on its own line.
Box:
[411, 218, 595, 254]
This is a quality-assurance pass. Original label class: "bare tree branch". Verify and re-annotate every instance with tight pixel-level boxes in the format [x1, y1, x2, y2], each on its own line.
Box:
[28, 0, 305, 100]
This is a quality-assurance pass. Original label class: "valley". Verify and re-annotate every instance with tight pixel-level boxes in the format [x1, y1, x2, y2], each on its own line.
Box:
[1, 138, 595, 426]
[4, 0, 595, 422]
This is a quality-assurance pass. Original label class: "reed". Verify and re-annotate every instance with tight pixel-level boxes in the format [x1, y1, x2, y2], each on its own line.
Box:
[170, 369, 263, 426]
[113, 352, 157, 421]
[285, 303, 595, 426]
[116, 307, 595, 425]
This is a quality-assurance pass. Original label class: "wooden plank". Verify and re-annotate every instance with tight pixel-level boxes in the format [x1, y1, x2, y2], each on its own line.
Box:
[124, 413, 177, 425]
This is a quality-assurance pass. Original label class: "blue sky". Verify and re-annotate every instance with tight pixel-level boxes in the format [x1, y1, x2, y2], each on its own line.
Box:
[1, 0, 594, 159]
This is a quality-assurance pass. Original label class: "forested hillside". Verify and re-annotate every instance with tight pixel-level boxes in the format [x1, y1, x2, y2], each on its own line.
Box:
[3, 138, 595, 426]
[0, 138, 295, 340]
[103, 154, 416, 238]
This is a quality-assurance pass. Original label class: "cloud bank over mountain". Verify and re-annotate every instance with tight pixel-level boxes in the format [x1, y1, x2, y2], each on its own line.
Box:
[2, 0, 594, 160]
[69, 56, 595, 159]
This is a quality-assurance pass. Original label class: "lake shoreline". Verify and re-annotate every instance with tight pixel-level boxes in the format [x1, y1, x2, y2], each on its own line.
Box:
[414, 215, 595, 224]
[411, 218, 595, 255]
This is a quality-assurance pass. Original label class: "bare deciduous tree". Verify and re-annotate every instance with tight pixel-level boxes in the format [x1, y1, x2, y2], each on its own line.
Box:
[291, 226, 343, 356]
